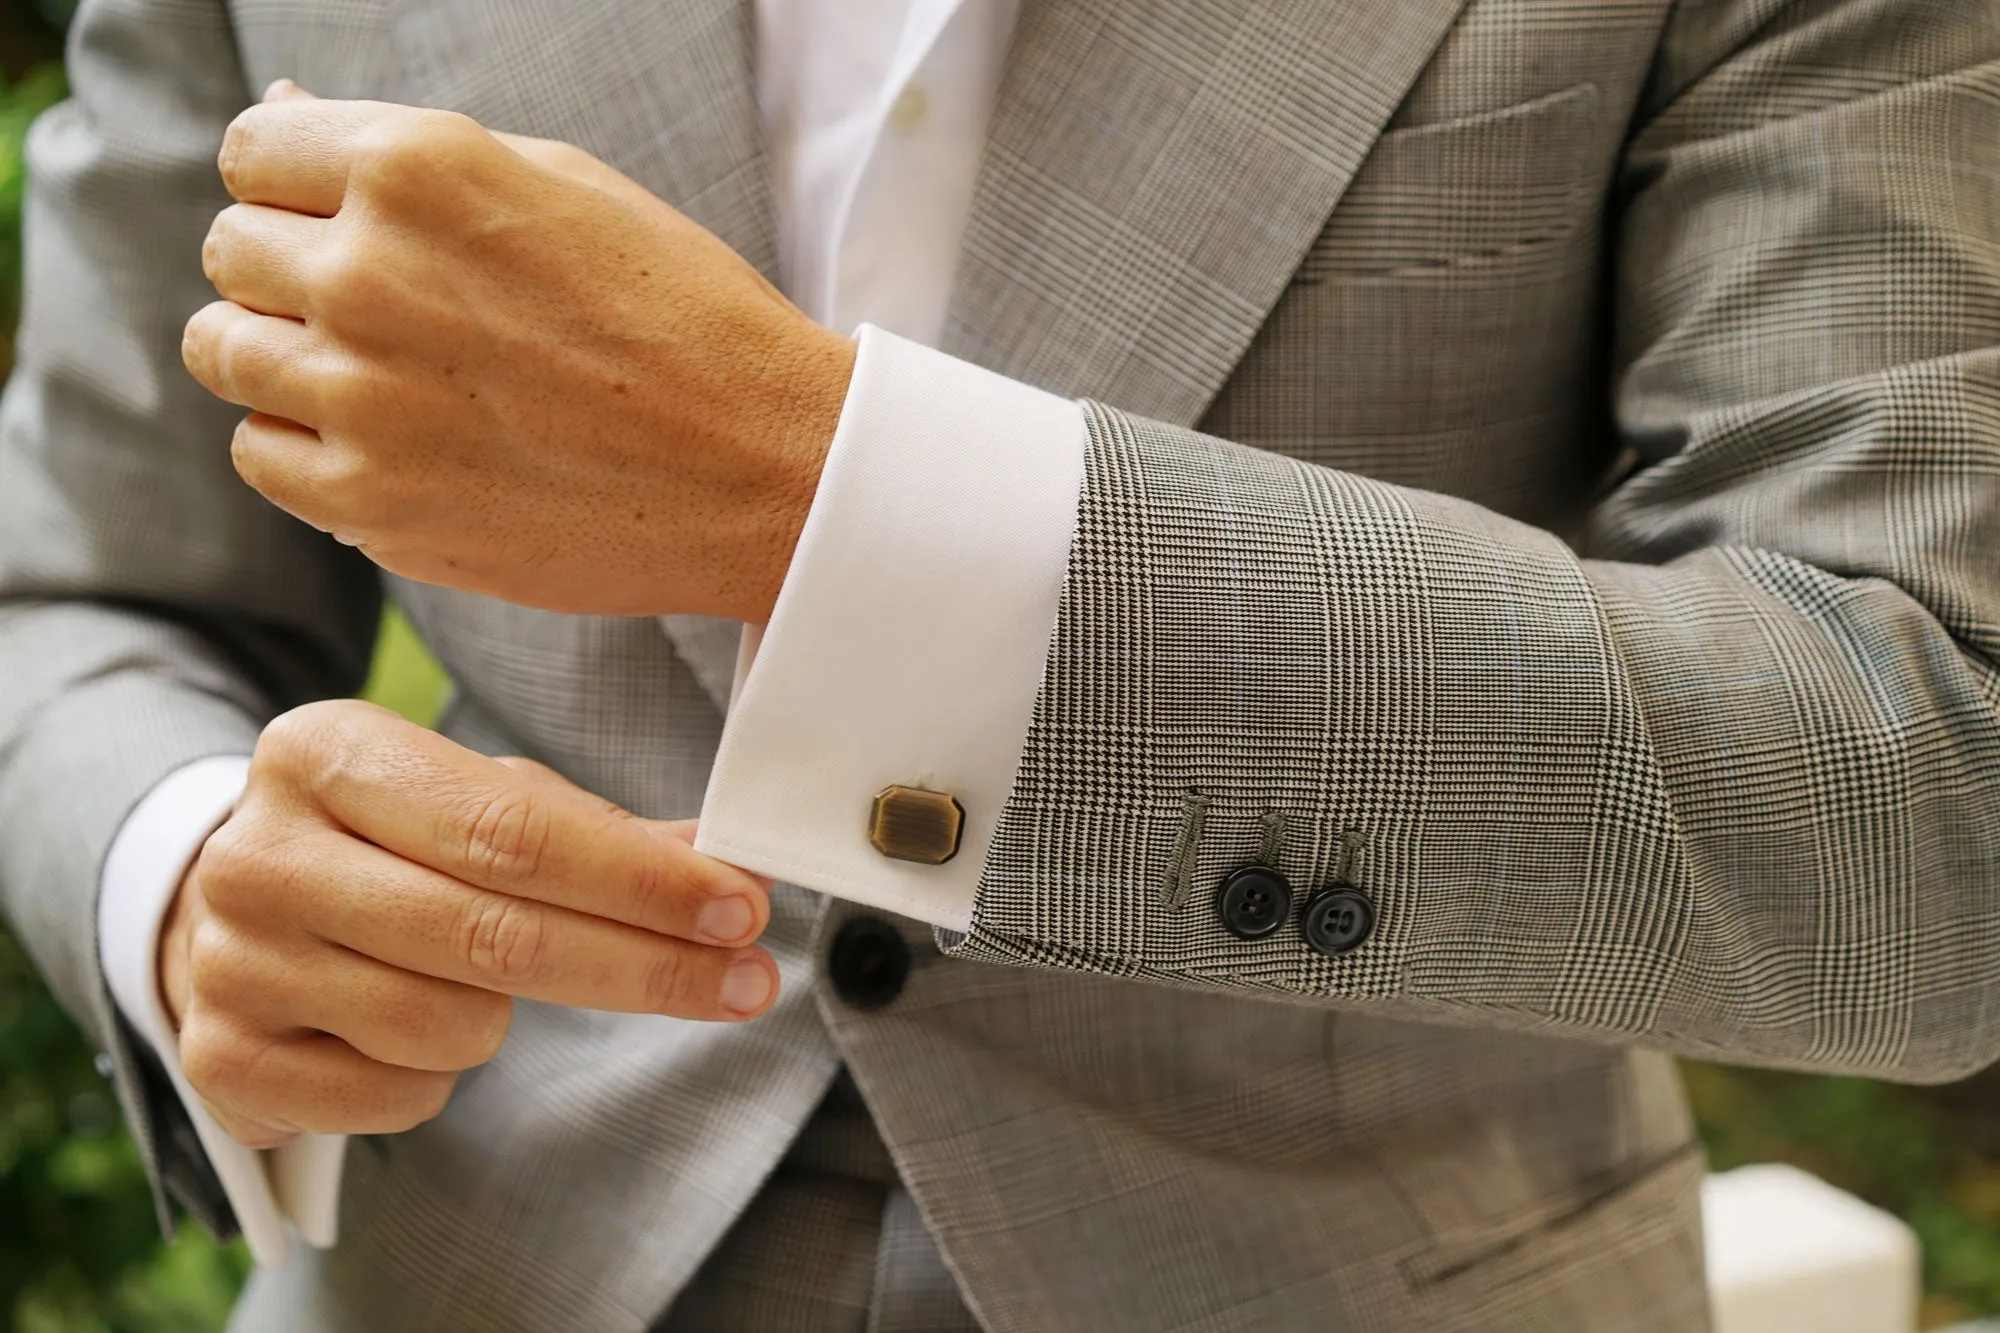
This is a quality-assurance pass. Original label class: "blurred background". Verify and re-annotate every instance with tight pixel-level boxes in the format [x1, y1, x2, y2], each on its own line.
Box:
[0, 2, 1994, 1329]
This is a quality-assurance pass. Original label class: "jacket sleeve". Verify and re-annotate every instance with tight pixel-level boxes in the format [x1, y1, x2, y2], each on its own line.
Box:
[947, 0, 2000, 1084]
[0, 0, 380, 1235]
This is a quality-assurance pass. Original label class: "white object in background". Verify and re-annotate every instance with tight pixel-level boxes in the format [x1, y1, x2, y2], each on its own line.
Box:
[1704, 1163, 1920, 1333]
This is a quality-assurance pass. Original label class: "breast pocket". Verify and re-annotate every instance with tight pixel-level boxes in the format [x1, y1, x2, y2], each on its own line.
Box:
[1296, 81, 1605, 283]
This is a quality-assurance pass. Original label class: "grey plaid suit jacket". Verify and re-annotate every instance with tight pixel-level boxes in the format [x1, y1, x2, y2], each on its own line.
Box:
[3, 0, 1996, 1327]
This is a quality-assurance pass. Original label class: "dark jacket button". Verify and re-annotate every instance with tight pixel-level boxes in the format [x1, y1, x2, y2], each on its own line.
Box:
[1217, 865, 1294, 939]
[1301, 887, 1375, 957]
[828, 916, 911, 1009]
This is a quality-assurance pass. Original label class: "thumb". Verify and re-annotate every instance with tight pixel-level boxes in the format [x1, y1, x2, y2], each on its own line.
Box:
[263, 77, 315, 102]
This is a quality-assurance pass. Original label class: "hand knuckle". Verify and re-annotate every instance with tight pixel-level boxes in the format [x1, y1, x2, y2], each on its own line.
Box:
[255, 708, 319, 781]
[464, 994, 513, 1064]
[534, 140, 590, 176]
[229, 415, 282, 494]
[262, 699, 363, 771]
[200, 211, 235, 283]
[460, 895, 548, 987]
[194, 825, 315, 937]
[350, 122, 418, 197]
[193, 818, 262, 910]
[217, 111, 257, 193]
[179, 1016, 257, 1102]
[417, 108, 485, 151]
[460, 790, 550, 884]
[315, 437, 374, 503]
[309, 239, 400, 333]
[426, 992, 510, 1069]
[180, 312, 210, 378]
[301, 237, 358, 322]
[403, 1072, 458, 1129]
[640, 946, 691, 1013]
[377, 1070, 456, 1133]
[210, 311, 259, 390]
[620, 845, 670, 931]
[182, 303, 233, 388]
[357, 112, 474, 196]
[260, 433, 368, 534]
[184, 918, 245, 996]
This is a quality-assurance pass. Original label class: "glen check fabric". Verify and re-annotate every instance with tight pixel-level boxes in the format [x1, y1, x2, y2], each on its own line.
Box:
[0, 0, 1991, 1331]
[649, 1072, 983, 1332]
[947, 0, 2000, 1083]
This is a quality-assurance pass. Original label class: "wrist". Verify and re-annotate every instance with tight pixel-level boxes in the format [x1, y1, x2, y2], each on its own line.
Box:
[731, 321, 855, 625]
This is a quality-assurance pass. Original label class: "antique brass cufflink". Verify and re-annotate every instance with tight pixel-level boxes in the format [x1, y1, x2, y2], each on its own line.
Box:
[869, 786, 964, 864]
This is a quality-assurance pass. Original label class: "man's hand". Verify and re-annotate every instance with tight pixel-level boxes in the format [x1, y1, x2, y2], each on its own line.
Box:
[182, 84, 856, 623]
[156, 699, 778, 1149]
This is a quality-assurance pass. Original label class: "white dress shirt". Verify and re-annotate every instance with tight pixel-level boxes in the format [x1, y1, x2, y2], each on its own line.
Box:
[96, 0, 1086, 1266]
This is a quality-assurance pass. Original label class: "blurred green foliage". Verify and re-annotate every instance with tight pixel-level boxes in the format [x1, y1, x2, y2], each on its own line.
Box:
[0, 0, 1993, 1329]
[1, 925, 250, 1332]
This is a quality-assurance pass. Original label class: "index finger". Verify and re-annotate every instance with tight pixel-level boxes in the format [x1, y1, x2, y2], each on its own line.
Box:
[272, 706, 771, 947]
[217, 97, 398, 216]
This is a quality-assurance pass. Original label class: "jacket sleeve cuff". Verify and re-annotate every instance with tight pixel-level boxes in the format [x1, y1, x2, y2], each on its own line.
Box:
[98, 754, 346, 1265]
[695, 325, 1086, 930]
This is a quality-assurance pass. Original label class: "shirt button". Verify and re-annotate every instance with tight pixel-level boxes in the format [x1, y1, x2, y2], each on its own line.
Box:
[828, 916, 912, 1009]
[888, 84, 929, 134]
[1216, 865, 1294, 939]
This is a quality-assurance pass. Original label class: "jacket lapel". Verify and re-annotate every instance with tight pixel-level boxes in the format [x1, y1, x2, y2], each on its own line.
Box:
[940, 0, 1474, 426]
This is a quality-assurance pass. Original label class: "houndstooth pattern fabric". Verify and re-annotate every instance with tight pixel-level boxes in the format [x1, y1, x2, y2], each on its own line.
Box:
[0, 0, 1991, 1328]
[946, 0, 2000, 1085]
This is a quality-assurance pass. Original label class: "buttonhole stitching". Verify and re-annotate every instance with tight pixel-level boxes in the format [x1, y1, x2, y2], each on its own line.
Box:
[1161, 791, 1210, 911]
[1333, 829, 1366, 884]
[1255, 809, 1288, 870]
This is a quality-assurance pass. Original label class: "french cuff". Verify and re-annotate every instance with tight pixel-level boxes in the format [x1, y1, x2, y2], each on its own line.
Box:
[695, 324, 1086, 931]
[98, 754, 347, 1266]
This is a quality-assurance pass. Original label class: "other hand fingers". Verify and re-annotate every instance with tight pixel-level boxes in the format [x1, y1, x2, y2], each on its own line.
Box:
[183, 299, 330, 422]
[179, 1011, 459, 1143]
[203, 203, 328, 320]
[220, 97, 495, 217]
[260, 706, 771, 948]
[222, 821, 778, 1019]
[190, 927, 512, 1072]
[220, 96, 391, 215]
[227, 411, 376, 544]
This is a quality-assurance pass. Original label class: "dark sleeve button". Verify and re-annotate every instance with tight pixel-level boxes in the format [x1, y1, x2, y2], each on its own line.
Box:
[1217, 865, 1294, 939]
[828, 916, 912, 1009]
[1301, 887, 1375, 957]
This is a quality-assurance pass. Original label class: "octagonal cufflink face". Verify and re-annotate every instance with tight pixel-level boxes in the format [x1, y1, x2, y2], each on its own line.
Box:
[869, 785, 964, 865]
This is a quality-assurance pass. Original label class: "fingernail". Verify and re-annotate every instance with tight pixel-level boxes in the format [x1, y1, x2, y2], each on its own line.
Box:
[697, 895, 755, 944]
[720, 959, 773, 1015]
